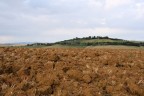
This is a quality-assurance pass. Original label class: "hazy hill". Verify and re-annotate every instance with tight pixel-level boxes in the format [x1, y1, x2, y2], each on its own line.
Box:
[0, 42, 34, 47]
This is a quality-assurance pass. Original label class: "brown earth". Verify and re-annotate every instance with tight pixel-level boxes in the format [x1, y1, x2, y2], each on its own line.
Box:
[0, 47, 144, 96]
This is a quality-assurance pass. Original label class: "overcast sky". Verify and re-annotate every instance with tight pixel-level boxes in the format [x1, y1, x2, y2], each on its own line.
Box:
[0, 0, 144, 43]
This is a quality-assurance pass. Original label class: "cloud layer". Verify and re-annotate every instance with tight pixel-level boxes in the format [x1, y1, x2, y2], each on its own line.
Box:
[0, 0, 144, 43]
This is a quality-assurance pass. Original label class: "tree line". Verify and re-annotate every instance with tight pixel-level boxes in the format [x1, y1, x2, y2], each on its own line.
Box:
[57, 41, 144, 47]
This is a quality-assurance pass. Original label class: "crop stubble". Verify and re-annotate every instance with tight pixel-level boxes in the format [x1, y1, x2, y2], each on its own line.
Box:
[0, 47, 144, 96]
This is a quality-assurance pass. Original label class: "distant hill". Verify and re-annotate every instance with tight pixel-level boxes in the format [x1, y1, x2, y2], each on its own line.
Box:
[27, 36, 144, 47]
[0, 42, 34, 47]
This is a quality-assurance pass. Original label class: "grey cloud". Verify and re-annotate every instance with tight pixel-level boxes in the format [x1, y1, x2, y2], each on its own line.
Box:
[0, 0, 144, 43]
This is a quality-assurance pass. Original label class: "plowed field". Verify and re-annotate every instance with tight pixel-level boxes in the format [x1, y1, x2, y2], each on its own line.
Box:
[0, 47, 144, 96]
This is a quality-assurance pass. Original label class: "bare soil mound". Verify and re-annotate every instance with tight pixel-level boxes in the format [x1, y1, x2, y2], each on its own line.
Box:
[0, 48, 144, 96]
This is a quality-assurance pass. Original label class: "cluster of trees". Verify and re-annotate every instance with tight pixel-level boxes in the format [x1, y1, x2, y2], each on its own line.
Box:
[73, 36, 110, 40]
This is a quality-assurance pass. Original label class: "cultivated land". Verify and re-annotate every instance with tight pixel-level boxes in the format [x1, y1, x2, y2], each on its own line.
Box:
[0, 47, 144, 96]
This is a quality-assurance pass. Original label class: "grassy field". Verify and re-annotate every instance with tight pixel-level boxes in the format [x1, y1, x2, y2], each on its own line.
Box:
[80, 39, 124, 43]
[86, 45, 144, 49]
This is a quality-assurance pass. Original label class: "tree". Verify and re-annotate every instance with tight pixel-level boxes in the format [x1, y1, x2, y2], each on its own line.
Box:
[92, 36, 96, 39]
[88, 36, 92, 39]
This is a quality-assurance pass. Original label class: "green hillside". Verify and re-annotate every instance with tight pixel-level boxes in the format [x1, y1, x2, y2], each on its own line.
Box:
[27, 36, 144, 47]
[55, 36, 144, 47]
